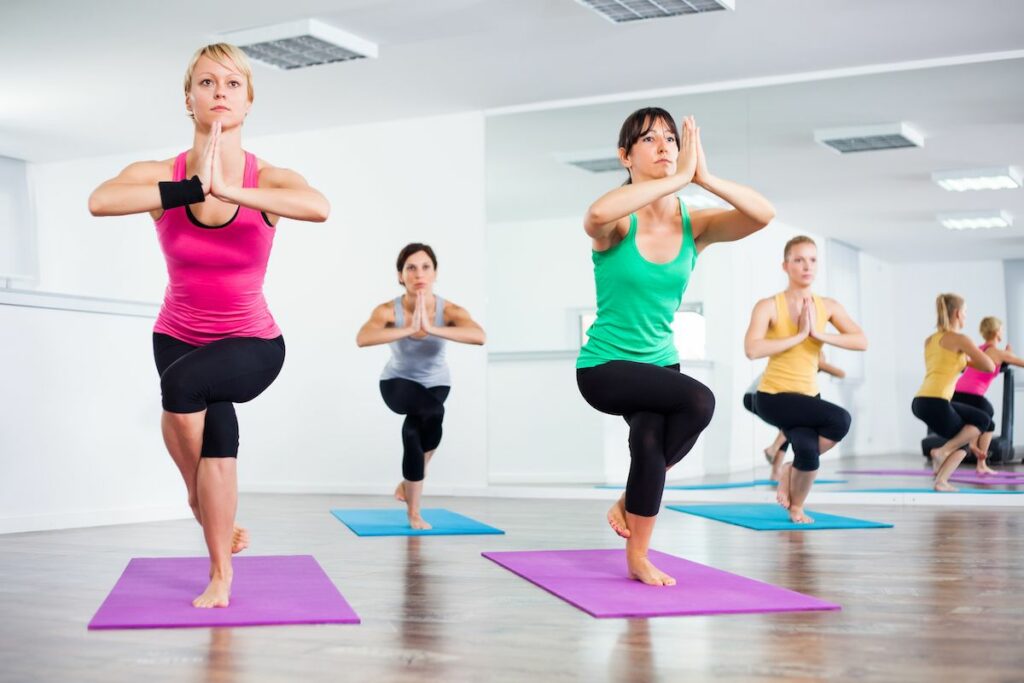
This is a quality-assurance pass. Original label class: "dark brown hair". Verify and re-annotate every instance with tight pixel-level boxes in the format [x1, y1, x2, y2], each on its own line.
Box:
[618, 107, 679, 185]
[396, 243, 437, 278]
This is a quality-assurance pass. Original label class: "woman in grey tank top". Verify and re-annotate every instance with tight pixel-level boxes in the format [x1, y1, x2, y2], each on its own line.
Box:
[356, 243, 486, 529]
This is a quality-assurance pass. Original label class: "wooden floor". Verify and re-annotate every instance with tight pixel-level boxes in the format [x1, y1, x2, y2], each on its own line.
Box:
[3, 482, 1024, 682]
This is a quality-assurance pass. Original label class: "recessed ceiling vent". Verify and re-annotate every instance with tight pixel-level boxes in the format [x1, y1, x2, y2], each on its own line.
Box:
[219, 19, 378, 70]
[577, 0, 735, 23]
[813, 122, 924, 154]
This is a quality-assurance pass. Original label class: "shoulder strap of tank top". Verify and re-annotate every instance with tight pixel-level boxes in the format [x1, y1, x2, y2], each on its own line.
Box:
[626, 213, 637, 242]
[393, 297, 404, 326]
[242, 152, 259, 189]
[774, 292, 788, 326]
[434, 296, 445, 327]
[173, 152, 188, 182]
[812, 293, 828, 329]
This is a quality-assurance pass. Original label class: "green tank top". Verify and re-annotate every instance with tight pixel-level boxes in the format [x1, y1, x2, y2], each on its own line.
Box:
[577, 198, 698, 369]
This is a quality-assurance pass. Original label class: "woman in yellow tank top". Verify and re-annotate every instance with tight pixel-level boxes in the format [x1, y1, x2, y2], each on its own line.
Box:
[744, 236, 867, 524]
[910, 294, 996, 490]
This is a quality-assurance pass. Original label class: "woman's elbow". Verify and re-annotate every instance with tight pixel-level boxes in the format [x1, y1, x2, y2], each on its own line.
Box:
[87, 192, 107, 217]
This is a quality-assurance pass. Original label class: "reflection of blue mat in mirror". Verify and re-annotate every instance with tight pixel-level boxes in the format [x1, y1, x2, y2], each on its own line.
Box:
[596, 479, 846, 491]
[666, 503, 892, 530]
[835, 488, 1024, 495]
[330, 508, 505, 536]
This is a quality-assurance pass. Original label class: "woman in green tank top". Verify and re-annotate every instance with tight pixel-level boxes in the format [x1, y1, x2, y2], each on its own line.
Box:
[577, 107, 775, 586]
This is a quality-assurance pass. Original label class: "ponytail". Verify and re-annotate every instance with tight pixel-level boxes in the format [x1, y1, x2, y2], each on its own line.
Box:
[935, 293, 964, 332]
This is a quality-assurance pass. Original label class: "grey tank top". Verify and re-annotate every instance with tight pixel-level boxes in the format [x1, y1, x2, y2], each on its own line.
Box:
[380, 295, 451, 387]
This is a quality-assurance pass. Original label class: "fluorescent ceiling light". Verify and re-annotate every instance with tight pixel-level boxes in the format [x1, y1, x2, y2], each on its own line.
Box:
[932, 166, 1022, 192]
[218, 19, 378, 70]
[577, 0, 735, 24]
[813, 122, 924, 154]
[937, 210, 1013, 230]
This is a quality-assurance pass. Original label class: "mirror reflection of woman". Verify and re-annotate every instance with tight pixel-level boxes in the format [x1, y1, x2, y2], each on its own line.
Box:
[744, 236, 867, 523]
[577, 108, 775, 585]
[356, 243, 485, 529]
[88, 44, 329, 608]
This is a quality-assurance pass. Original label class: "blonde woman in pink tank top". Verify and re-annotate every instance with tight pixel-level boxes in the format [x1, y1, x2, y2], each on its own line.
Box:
[952, 316, 1024, 474]
[89, 44, 329, 609]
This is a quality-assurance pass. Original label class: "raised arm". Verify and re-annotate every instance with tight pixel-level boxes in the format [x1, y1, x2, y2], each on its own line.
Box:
[818, 351, 846, 378]
[426, 300, 486, 346]
[811, 299, 868, 351]
[951, 334, 997, 372]
[221, 165, 329, 224]
[88, 160, 173, 218]
[744, 297, 810, 360]
[988, 344, 1024, 369]
[691, 127, 775, 252]
[584, 116, 697, 244]
[356, 302, 416, 348]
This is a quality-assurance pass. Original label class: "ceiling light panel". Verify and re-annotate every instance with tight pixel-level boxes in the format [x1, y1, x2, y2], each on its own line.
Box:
[577, 0, 735, 24]
[813, 122, 924, 154]
[932, 166, 1022, 192]
[218, 19, 378, 70]
[937, 210, 1013, 230]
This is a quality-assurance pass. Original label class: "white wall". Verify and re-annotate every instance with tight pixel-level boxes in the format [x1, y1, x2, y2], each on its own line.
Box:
[2, 111, 488, 532]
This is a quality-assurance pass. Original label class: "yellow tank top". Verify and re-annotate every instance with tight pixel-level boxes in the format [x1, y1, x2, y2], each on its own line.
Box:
[757, 292, 827, 396]
[915, 332, 967, 400]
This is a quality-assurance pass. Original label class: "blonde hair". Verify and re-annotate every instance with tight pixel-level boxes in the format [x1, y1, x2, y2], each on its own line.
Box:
[935, 293, 964, 332]
[784, 235, 816, 260]
[183, 43, 254, 118]
[979, 316, 1003, 341]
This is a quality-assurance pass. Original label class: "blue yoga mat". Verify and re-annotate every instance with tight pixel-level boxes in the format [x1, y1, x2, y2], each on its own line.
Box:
[597, 479, 846, 491]
[836, 488, 1024, 495]
[330, 508, 505, 537]
[666, 503, 893, 530]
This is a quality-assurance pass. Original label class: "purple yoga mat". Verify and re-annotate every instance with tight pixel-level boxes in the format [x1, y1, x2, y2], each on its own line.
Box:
[482, 549, 839, 619]
[88, 555, 360, 630]
[839, 468, 1024, 485]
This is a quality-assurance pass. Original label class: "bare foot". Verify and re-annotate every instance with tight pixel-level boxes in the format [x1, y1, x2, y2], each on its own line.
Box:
[763, 448, 776, 466]
[788, 506, 814, 524]
[776, 463, 793, 509]
[607, 494, 631, 538]
[627, 554, 676, 586]
[193, 574, 231, 608]
[231, 526, 249, 554]
[934, 480, 958, 492]
[976, 462, 997, 475]
[408, 513, 432, 530]
[394, 481, 406, 502]
[929, 447, 950, 474]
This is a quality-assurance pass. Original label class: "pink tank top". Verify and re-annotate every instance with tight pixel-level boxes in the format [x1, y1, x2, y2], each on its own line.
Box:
[954, 343, 999, 396]
[152, 151, 281, 346]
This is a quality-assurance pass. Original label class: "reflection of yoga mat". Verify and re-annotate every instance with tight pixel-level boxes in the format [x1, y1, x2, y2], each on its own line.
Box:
[595, 479, 846, 491]
[666, 503, 892, 530]
[88, 555, 360, 630]
[330, 508, 505, 537]
[482, 549, 839, 618]
[836, 488, 1024, 495]
[838, 469, 1024, 486]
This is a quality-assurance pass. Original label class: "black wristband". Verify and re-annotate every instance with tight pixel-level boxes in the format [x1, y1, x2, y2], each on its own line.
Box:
[158, 175, 205, 210]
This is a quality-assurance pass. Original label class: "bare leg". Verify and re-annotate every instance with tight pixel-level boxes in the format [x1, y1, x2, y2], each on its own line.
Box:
[930, 426, 980, 488]
[776, 462, 793, 509]
[162, 411, 248, 554]
[192, 458, 237, 608]
[607, 492, 630, 538]
[624, 513, 675, 586]
[972, 433, 996, 474]
[396, 449, 435, 502]
[402, 479, 432, 530]
[786, 468, 817, 523]
[764, 431, 787, 464]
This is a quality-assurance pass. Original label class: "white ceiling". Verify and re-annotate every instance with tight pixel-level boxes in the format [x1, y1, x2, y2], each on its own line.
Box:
[1, 0, 1022, 261]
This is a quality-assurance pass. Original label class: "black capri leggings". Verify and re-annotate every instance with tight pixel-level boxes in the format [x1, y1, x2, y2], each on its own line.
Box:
[754, 392, 851, 472]
[577, 361, 715, 517]
[743, 392, 788, 453]
[380, 378, 451, 482]
[950, 392, 996, 433]
[912, 396, 993, 439]
[153, 333, 286, 458]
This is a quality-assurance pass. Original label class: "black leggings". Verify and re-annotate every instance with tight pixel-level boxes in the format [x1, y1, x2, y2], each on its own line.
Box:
[950, 392, 996, 433]
[743, 392, 788, 453]
[380, 379, 451, 482]
[577, 361, 715, 517]
[912, 396, 993, 439]
[153, 333, 286, 458]
[754, 392, 851, 472]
